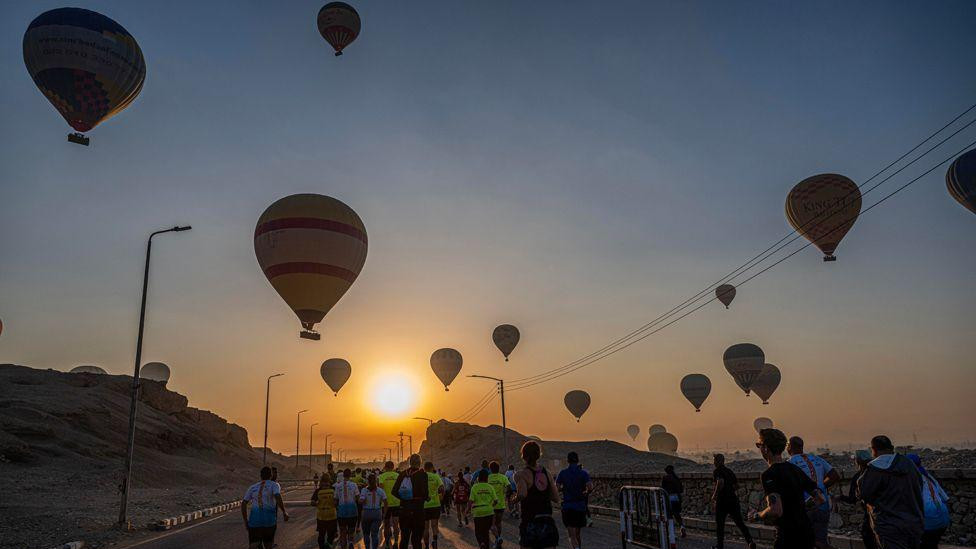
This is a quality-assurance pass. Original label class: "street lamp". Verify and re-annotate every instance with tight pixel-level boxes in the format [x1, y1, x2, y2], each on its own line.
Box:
[413, 417, 434, 462]
[296, 410, 309, 469]
[323, 434, 331, 469]
[263, 373, 285, 465]
[308, 422, 319, 475]
[469, 375, 508, 463]
[118, 225, 192, 528]
[388, 440, 400, 463]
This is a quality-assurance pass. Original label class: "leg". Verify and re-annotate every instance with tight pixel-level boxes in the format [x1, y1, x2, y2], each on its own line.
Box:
[431, 515, 440, 548]
[728, 502, 754, 545]
[475, 516, 492, 549]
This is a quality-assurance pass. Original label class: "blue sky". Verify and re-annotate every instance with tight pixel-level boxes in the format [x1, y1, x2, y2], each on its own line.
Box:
[2, 1, 975, 456]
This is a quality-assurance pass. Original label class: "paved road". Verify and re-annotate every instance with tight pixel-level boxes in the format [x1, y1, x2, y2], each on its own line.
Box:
[114, 489, 756, 549]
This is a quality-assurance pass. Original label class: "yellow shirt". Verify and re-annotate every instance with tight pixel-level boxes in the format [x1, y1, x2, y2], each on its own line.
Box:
[425, 472, 444, 508]
[313, 486, 337, 521]
[378, 470, 401, 507]
[469, 482, 497, 518]
[488, 473, 510, 510]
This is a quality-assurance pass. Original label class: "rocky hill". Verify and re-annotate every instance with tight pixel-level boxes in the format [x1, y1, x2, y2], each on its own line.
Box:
[418, 419, 696, 474]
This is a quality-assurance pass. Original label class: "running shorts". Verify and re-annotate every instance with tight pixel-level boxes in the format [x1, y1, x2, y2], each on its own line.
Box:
[424, 507, 442, 520]
[248, 525, 276, 543]
[385, 506, 400, 519]
[561, 509, 587, 528]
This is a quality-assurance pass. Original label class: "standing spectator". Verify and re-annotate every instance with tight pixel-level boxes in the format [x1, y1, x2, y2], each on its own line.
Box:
[858, 436, 924, 549]
[836, 450, 877, 549]
[660, 465, 686, 538]
[907, 454, 950, 549]
[788, 436, 841, 549]
[393, 454, 430, 549]
[751, 428, 823, 549]
[555, 452, 592, 549]
[241, 466, 289, 549]
[710, 454, 756, 549]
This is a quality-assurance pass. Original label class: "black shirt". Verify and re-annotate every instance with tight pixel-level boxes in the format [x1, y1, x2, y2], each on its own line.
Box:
[661, 473, 683, 496]
[761, 462, 818, 544]
[713, 465, 739, 504]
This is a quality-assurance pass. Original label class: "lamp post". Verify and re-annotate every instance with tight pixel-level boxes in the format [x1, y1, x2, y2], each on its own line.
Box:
[413, 417, 434, 462]
[388, 440, 400, 463]
[323, 434, 331, 469]
[295, 410, 308, 470]
[469, 375, 508, 463]
[263, 373, 285, 465]
[118, 225, 192, 528]
[308, 422, 319, 475]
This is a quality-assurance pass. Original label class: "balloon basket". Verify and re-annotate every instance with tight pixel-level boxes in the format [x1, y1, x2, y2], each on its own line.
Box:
[67, 132, 90, 146]
[334, 51, 343, 57]
[823, 255, 837, 262]
[300, 330, 321, 341]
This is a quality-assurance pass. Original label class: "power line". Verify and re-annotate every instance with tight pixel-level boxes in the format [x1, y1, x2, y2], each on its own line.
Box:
[452, 387, 495, 422]
[456, 393, 497, 423]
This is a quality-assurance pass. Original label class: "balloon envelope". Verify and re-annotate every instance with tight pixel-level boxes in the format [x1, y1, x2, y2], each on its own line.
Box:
[752, 363, 781, 404]
[648, 424, 667, 436]
[317, 2, 361, 56]
[564, 390, 591, 422]
[715, 284, 736, 308]
[680, 374, 711, 411]
[70, 365, 106, 374]
[492, 324, 520, 361]
[647, 432, 678, 454]
[754, 417, 774, 433]
[786, 174, 861, 261]
[140, 362, 170, 383]
[254, 194, 367, 339]
[947, 149, 976, 215]
[23, 8, 146, 134]
[320, 358, 352, 395]
[430, 348, 462, 391]
[626, 424, 640, 440]
[723, 343, 765, 395]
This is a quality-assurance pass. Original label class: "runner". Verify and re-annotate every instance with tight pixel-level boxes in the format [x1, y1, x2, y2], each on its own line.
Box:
[336, 469, 361, 549]
[453, 470, 471, 527]
[710, 453, 756, 549]
[312, 474, 339, 549]
[514, 441, 560, 549]
[463, 466, 473, 485]
[505, 465, 519, 519]
[555, 452, 592, 549]
[241, 466, 289, 549]
[379, 461, 402, 549]
[787, 436, 840, 549]
[487, 461, 511, 549]
[468, 469, 499, 549]
[354, 468, 368, 536]
[660, 465, 686, 538]
[392, 454, 430, 549]
[751, 428, 823, 549]
[360, 473, 389, 549]
[423, 461, 445, 549]
[441, 470, 454, 517]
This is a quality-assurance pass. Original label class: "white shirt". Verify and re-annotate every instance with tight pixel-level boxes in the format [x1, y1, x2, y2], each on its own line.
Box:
[335, 480, 360, 506]
[359, 487, 387, 509]
[788, 453, 833, 508]
[243, 480, 281, 509]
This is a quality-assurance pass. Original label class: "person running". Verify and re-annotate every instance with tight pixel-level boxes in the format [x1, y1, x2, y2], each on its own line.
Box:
[336, 469, 361, 549]
[441, 470, 454, 516]
[393, 454, 430, 549]
[858, 435, 924, 549]
[453, 470, 471, 526]
[469, 469, 500, 549]
[464, 466, 473, 485]
[907, 454, 951, 549]
[660, 465, 686, 538]
[241, 466, 289, 549]
[505, 465, 520, 519]
[555, 452, 592, 549]
[788, 436, 841, 549]
[326, 463, 337, 484]
[354, 468, 368, 536]
[514, 441, 560, 549]
[313, 474, 339, 549]
[751, 428, 823, 549]
[836, 450, 878, 549]
[379, 461, 402, 549]
[360, 473, 389, 549]
[423, 461, 445, 549]
[710, 453, 755, 549]
[488, 461, 512, 549]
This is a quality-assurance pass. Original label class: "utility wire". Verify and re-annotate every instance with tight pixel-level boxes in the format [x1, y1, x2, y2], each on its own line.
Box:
[452, 387, 496, 422]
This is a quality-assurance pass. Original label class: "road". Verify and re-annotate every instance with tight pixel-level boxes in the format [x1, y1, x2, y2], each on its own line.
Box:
[114, 488, 758, 549]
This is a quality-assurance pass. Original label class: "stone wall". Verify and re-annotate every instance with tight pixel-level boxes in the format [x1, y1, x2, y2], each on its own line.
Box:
[590, 469, 976, 546]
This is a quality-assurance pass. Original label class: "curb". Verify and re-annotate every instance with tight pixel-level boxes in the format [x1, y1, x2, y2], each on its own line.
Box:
[154, 500, 241, 530]
[49, 543, 85, 549]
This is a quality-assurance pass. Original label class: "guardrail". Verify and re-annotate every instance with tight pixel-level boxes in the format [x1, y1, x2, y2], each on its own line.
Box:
[618, 486, 676, 549]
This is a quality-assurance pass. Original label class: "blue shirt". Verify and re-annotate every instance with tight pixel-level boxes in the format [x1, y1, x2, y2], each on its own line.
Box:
[788, 453, 832, 510]
[556, 464, 590, 512]
[243, 480, 281, 527]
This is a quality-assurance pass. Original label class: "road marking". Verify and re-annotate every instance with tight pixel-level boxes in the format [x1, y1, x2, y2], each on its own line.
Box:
[117, 512, 232, 548]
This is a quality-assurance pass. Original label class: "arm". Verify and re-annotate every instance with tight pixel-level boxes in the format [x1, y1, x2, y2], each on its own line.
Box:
[824, 468, 841, 490]
[515, 472, 529, 501]
[392, 474, 404, 499]
[547, 470, 559, 503]
[711, 478, 723, 503]
[275, 493, 290, 521]
[584, 480, 594, 497]
[758, 492, 783, 522]
[241, 500, 249, 526]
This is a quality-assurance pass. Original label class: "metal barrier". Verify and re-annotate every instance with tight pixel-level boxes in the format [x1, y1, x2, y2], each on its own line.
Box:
[618, 486, 676, 549]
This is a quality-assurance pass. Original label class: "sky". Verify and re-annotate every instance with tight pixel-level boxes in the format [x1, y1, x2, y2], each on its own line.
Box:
[1, 1, 975, 461]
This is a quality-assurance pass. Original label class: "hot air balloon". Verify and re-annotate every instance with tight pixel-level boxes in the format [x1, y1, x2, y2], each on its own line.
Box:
[648, 424, 667, 436]
[723, 343, 765, 396]
[321, 358, 352, 395]
[70, 365, 106, 374]
[786, 174, 862, 261]
[430, 348, 462, 391]
[947, 149, 976, 215]
[754, 417, 774, 433]
[254, 194, 368, 340]
[564, 390, 591, 422]
[647, 432, 678, 454]
[492, 324, 520, 361]
[317, 2, 361, 56]
[715, 284, 736, 308]
[140, 362, 170, 384]
[626, 424, 640, 441]
[23, 7, 146, 146]
[752, 363, 781, 405]
[680, 374, 711, 412]
[0, 318, 3, 338]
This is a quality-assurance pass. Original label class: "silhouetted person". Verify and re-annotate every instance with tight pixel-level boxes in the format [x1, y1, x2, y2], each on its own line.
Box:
[752, 428, 822, 549]
[710, 453, 755, 549]
[858, 435, 924, 549]
[787, 436, 840, 549]
[556, 452, 592, 549]
[660, 465, 686, 537]
[907, 454, 950, 549]
[514, 441, 559, 549]
[836, 450, 877, 549]
[393, 454, 430, 549]
[241, 466, 289, 549]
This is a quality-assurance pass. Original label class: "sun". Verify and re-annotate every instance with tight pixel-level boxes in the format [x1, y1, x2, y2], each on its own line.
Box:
[370, 372, 418, 417]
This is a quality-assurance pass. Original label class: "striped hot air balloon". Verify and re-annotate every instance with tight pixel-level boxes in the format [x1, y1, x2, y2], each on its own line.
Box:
[254, 194, 367, 340]
[786, 174, 861, 261]
[317, 2, 361, 56]
[23, 7, 146, 145]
